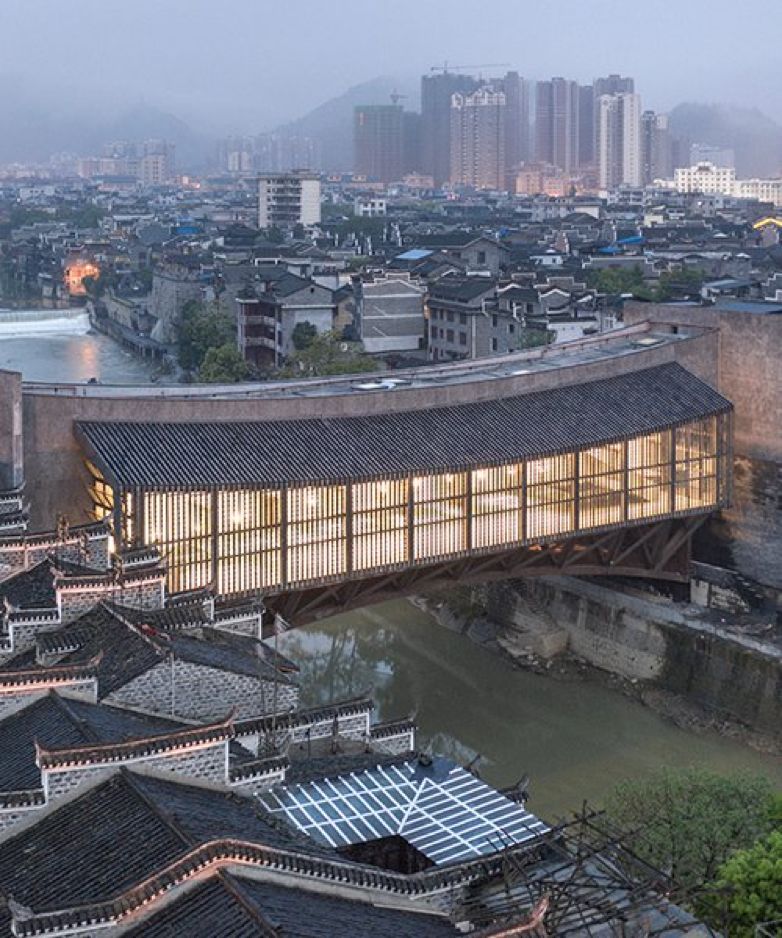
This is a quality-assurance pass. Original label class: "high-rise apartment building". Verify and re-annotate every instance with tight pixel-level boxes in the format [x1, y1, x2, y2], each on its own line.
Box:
[402, 111, 422, 174]
[592, 75, 634, 170]
[258, 171, 321, 229]
[641, 111, 673, 184]
[598, 92, 642, 189]
[535, 78, 580, 173]
[578, 85, 595, 166]
[450, 87, 507, 190]
[353, 105, 405, 183]
[593, 74, 635, 99]
[499, 71, 531, 172]
[421, 71, 479, 187]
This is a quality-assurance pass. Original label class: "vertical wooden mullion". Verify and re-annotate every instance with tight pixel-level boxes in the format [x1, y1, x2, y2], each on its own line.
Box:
[345, 480, 353, 576]
[407, 474, 415, 565]
[211, 487, 219, 594]
[670, 426, 677, 514]
[466, 469, 473, 555]
[573, 451, 580, 533]
[280, 485, 289, 587]
[623, 439, 630, 523]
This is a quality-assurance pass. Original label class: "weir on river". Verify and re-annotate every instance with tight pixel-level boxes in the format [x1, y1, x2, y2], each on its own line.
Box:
[0, 307, 90, 336]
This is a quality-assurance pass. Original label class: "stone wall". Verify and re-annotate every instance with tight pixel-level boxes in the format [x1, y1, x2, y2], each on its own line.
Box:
[42, 742, 228, 802]
[624, 302, 782, 462]
[0, 530, 110, 584]
[58, 576, 165, 623]
[106, 660, 299, 722]
[485, 576, 782, 737]
[0, 370, 23, 491]
[0, 681, 97, 719]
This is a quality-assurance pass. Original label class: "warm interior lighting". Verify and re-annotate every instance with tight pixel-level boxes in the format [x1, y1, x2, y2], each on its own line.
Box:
[96, 414, 729, 597]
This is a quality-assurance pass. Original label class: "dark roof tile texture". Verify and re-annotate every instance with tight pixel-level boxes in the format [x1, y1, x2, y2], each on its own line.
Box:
[77, 364, 730, 488]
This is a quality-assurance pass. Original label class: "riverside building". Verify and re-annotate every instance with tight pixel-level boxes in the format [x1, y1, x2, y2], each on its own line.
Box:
[76, 364, 731, 597]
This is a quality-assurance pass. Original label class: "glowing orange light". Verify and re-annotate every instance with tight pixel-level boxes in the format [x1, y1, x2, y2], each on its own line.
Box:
[64, 260, 100, 296]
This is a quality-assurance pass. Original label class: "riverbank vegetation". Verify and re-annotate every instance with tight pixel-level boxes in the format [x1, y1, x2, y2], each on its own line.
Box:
[606, 767, 781, 933]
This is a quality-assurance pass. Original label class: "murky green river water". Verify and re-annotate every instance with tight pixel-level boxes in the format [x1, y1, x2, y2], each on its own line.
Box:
[278, 600, 782, 821]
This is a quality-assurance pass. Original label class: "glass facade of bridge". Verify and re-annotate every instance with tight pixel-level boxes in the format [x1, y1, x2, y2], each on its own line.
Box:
[88, 412, 730, 596]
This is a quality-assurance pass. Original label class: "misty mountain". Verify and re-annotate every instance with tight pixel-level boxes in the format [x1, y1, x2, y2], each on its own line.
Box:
[669, 103, 782, 177]
[0, 75, 206, 166]
[277, 75, 420, 171]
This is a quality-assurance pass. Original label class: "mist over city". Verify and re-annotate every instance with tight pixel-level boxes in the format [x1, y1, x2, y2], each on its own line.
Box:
[0, 3, 781, 937]
[2, 0, 782, 173]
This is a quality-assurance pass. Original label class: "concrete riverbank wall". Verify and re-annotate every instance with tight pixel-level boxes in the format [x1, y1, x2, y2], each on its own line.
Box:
[473, 576, 782, 739]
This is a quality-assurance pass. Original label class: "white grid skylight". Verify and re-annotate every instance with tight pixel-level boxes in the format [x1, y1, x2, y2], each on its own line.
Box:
[258, 758, 548, 866]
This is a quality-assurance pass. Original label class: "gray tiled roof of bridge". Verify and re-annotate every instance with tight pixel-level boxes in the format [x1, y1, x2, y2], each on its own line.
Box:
[77, 363, 731, 489]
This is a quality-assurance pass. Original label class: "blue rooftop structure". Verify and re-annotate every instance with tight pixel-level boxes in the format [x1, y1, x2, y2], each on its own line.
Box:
[258, 756, 547, 866]
[396, 249, 434, 261]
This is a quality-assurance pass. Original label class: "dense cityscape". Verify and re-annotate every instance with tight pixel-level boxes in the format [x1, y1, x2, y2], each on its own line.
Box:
[0, 2, 781, 935]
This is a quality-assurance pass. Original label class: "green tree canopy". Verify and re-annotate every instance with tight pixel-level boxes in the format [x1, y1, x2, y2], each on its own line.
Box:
[586, 263, 704, 301]
[198, 343, 251, 383]
[291, 320, 318, 351]
[698, 830, 782, 937]
[178, 300, 235, 372]
[278, 330, 377, 378]
[605, 767, 776, 892]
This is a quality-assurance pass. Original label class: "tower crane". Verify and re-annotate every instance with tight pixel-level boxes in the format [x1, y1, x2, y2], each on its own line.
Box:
[430, 62, 510, 73]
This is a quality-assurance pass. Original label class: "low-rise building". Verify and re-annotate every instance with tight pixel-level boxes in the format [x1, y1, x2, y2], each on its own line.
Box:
[258, 171, 321, 229]
[354, 271, 426, 353]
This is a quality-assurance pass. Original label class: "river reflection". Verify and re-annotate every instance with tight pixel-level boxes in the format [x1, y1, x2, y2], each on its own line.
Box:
[0, 325, 160, 385]
[278, 600, 782, 820]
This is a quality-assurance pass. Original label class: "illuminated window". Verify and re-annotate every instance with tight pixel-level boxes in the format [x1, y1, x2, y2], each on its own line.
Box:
[85, 460, 114, 523]
[675, 417, 718, 511]
[579, 442, 625, 530]
[217, 489, 282, 594]
[628, 431, 671, 520]
[144, 490, 213, 594]
[472, 464, 523, 549]
[527, 454, 575, 539]
[352, 479, 409, 571]
[413, 472, 467, 561]
[287, 484, 347, 583]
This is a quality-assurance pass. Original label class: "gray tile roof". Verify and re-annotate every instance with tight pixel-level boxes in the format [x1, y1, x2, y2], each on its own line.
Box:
[0, 561, 56, 610]
[0, 770, 343, 932]
[125, 871, 460, 936]
[0, 693, 195, 798]
[77, 364, 731, 489]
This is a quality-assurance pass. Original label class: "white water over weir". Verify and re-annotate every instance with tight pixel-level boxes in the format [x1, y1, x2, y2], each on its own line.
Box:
[0, 308, 90, 336]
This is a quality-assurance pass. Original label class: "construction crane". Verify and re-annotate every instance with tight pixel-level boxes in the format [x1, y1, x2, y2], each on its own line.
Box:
[390, 90, 407, 106]
[430, 62, 510, 73]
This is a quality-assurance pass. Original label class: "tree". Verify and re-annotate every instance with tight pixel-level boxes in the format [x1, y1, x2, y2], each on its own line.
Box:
[604, 768, 776, 891]
[697, 830, 782, 936]
[177, 300, 234, 372]
[198, 344, 251, 383]
[516, 328, 555, 350]
[278, 330, 377, 378]
[291, 321, 318, 351]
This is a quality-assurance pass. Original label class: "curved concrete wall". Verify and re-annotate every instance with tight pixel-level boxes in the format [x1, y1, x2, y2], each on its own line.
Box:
[0, 324, 719, 528]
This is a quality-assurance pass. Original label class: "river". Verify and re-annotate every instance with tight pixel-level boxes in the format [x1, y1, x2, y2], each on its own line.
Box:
[277, 600, 782, 820]
[3, 311, 781, 819]
[0, 308, 159, 384]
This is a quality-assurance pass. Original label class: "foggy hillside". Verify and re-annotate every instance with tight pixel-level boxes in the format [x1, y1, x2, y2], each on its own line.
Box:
[276, 75, 420, 171]
[669, 103, 782, 176]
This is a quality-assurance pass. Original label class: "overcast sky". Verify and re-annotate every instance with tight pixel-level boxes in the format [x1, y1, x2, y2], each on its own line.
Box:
[1, 0, 780, 132]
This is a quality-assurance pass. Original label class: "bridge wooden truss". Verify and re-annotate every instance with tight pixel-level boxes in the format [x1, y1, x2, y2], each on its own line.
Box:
[264, 515, 707, 628]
